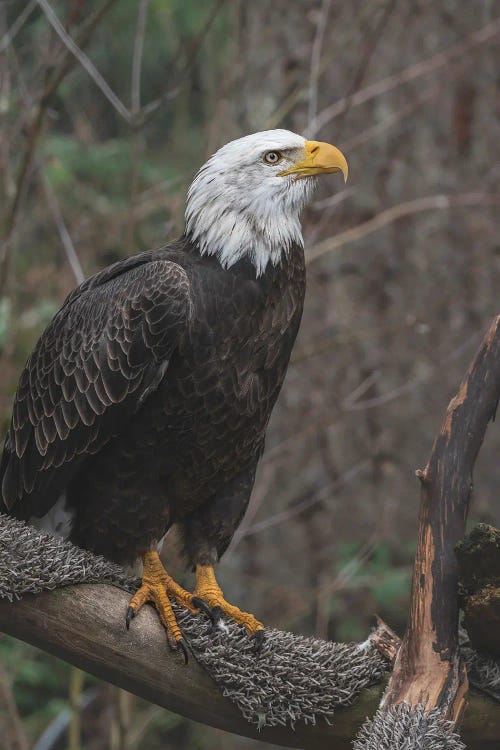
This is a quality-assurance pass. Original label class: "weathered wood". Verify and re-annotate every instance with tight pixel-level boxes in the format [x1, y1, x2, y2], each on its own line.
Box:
[457, 524, 500, 656]
[370, 617, 400, 664]
[0, 584, 498, 749]
[382, 316, 500, 724]
[2, 318, 499, 745]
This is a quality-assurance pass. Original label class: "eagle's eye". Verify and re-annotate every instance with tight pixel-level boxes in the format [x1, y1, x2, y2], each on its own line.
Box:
[263, 150, 283, 165]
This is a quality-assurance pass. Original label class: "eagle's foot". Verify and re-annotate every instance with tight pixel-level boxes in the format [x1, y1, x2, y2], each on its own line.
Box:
[192, 564, 264, 639]
[126, 550, 197, 663]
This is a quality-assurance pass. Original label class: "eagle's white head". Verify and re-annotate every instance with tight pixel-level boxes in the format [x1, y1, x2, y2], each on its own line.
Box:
[185, 129, 347, 276]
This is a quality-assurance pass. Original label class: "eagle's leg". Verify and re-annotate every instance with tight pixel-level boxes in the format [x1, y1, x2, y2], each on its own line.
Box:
[192, 564, 264, 640]
[126, 550, 200, 662]
[180, 468, 264, 643]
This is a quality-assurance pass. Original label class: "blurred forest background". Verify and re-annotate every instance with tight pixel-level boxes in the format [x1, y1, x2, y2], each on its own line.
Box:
[0, 1, 499, 748]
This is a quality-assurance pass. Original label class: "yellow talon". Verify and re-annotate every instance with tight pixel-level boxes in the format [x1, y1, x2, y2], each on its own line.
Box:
[192, 564, 264, 635]
[126, 553, 263, 660]
[126, 550, 194, 658]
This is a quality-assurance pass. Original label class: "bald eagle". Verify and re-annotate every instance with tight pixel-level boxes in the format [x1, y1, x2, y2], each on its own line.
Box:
[1, 130, 347, 659]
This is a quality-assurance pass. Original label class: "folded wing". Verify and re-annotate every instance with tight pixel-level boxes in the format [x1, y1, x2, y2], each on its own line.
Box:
[0, 256, 191, 518]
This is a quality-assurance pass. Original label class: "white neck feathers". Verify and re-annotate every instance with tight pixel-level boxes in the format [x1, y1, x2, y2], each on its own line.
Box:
[184, 132, 315, 276]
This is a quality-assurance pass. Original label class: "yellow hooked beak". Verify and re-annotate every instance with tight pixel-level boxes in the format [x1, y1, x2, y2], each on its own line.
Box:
[278, 140, 348, 181]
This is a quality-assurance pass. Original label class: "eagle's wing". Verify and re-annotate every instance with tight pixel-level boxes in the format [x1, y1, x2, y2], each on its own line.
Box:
[1, 256, 191, 516]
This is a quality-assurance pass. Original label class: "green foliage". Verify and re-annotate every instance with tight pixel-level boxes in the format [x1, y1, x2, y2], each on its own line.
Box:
[0, 637, 80, 740]
[329, 542, 412, 641]
[44, 135, 174, 205]
[371, 564, 410, 611]
[0, 636, 210, 748]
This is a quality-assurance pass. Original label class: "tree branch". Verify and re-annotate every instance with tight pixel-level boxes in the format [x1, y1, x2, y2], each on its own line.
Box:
[0, 0, 38, 54]
[131, 0, 150, 114]
[37, 0, 132, 123]
[1, 315, 499, 744]
[382, 316, 500, 723]
[307, 15, 500, 138]
[0, 585, 496, 749]
[331, 0, 398, 136]
[0, 0, 118, 296]
[306, 193, 500, 263]
[139, 0, 226, 125]
[306, 0, 332, 127]
[41, 167, 85, 284]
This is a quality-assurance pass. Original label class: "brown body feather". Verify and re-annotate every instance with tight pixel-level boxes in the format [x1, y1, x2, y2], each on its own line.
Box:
[1, 237, 305, 566]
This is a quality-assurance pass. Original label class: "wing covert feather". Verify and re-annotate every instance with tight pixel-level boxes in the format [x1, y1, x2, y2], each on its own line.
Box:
[1, 259, 191, 513]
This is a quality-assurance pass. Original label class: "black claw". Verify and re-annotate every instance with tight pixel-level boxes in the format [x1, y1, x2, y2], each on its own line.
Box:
[125, 606, 135, 630]
[191, 596, 216, 624]
[210, 606, 223, 632]
[177, 639, 189, 665]
[251, 629, 265, 652]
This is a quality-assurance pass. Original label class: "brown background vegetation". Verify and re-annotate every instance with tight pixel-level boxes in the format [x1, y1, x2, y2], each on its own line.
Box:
[0, 1, 499, 748]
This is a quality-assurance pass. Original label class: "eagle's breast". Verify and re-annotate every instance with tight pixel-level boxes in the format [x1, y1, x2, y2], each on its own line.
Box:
[146, 246, 306, 498]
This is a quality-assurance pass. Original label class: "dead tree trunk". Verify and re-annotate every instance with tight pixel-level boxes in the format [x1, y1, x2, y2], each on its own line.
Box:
[380, 316, 500, 725]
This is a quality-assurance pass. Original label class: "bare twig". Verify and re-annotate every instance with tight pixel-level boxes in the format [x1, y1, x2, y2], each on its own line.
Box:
[341, 84, 439, 152]
[264, 86, 304, 131]
[236, 458, 371, 539]
[307, 0, 332, 127]
[310, 187, 354, 212]
[341, 370, 382, 409]
[0, 0, 222, 282]
[307, 192, 500, 263]
[0, 0, 118, 295]
[340, 51, 474, 155]
[126, 0, 150, 253]
[131, 0, 150, 114]
[308, 16, 500, 137]
[40, 0, 119, 98]
[254, 331, 480, 521]
[139, 0, 226, 124]
[225, 461, 276, 555]
[0, 0, 38, 54]
[330, 0, 398, 136]
[319, 534, 380, 598]
[128, 706, 170, 749]
[344, 334, 478, 411]
[41, 169, 85, 284]
[8, 23, 84, 287]
[37, 0, 132, 123]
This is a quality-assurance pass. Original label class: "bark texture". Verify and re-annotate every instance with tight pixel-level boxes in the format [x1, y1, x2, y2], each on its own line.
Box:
[0, 584, 498, 750]
[382, 316, 500, 723]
